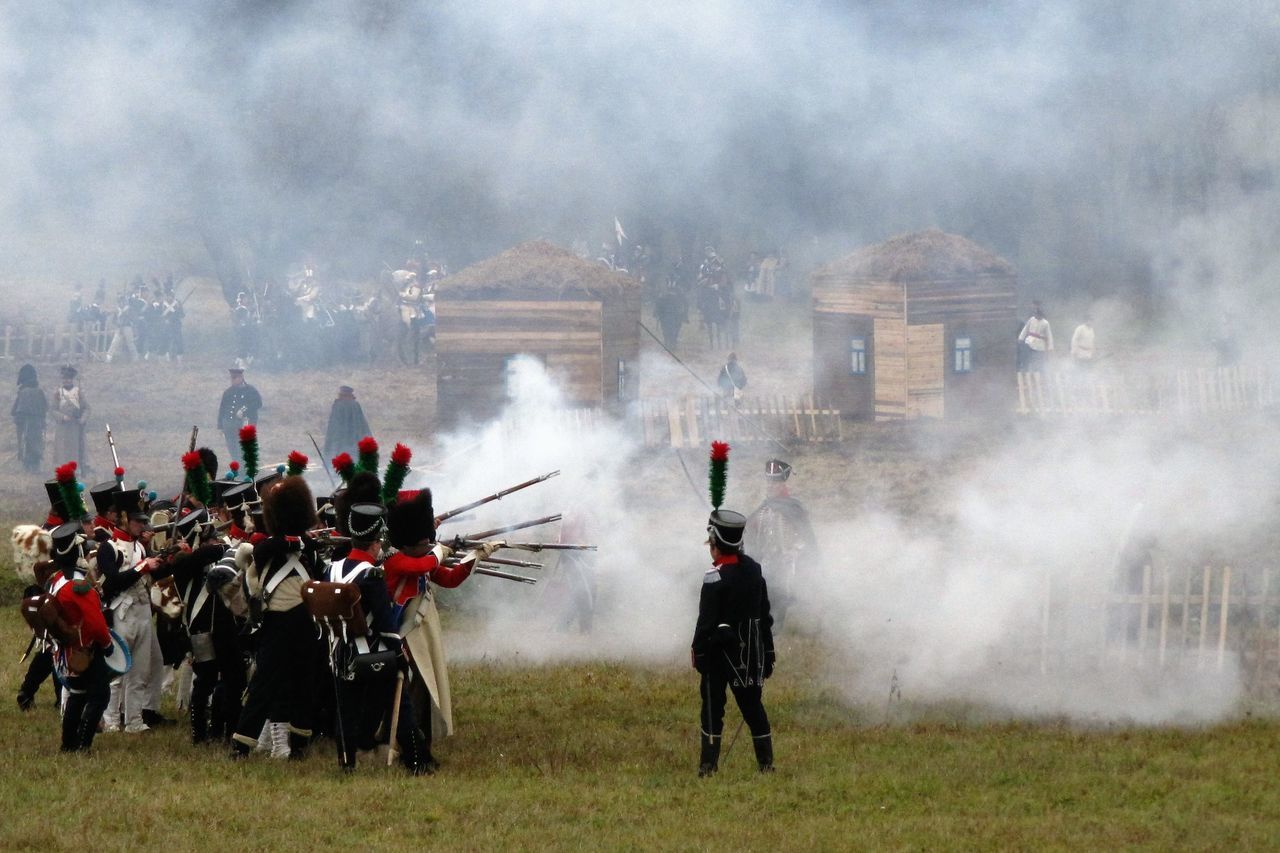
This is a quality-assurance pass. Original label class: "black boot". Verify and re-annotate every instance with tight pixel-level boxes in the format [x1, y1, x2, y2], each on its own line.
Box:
[142, 708, 175, 727]
[753, 733, 774, 773]
[699, 731, 721, 777]
[287, 728, 310, 761]
[191, 701, 210, 745]
[16, 692, 34, 712]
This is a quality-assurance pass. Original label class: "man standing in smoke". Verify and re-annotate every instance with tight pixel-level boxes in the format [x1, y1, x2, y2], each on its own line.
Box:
[693, 508, 775, 777]
[654, 283, 688, 350]
[322, 385, 372, 459]
[52, 365, 91, 475]
[743, 459, 817, 629]
[217, 367, 262, 466]
[1018, 302, 1053, 372]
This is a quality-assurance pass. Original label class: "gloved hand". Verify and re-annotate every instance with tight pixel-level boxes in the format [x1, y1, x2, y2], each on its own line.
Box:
[138, 557, 157, 575]
[205, 565, 237, 593]
[763, 650, 776, 680]
[475, 540, 505, 560]
[434, 543, 455, 562]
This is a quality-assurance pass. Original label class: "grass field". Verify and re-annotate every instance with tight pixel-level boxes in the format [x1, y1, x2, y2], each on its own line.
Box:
[1, 608, 1278, 851]
[2, 283, 1279, 849]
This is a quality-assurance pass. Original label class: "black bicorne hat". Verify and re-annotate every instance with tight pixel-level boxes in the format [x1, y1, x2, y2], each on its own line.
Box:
[210, 477, 238, 507]
[175, 508, 208, 542]
[386, 489, 434, 549]
[253, 468, 282, 496]
[348, 503, 386, 542]
[113, 488, 151, 522]
[707, 509, 747, 548]
[764, 459, 792, 482]
[45, 479, 68, 521]
[223, 481, 256, 512]
[89, 480, 123, 516]
[50, 522, 82, 567]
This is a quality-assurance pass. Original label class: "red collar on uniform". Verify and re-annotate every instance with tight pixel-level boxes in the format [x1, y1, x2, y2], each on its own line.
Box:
[228, 524, 247, 542]
[713, 554, 739, 568]
[347, 548, 376, 564]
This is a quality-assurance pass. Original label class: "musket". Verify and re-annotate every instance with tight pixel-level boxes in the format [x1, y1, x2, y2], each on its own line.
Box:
[473, 566, 537, 585]
[452, 539, 596, 553]
[174, 425, 199, 510]
[434, 471, 560, 526]
[307, 432, 337, 490]
[476, 555, 543, 570]
[105, 423, 122, 474]
[460, 514, 562, 542]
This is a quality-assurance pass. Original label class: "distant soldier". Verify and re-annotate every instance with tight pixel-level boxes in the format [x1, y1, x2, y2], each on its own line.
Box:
[161, 282, 185, 362]
[743, 459, 818, 629]
[323, 385, 372, 459]
[233, 291, 257, 366]
[12, 363, 48, 473]
[654, 284, 688, 350]
[216, 367, 262, 466]
[692, 509, 775, 776]
[716, 352, 747, 400]
[52, 365, 91, 475]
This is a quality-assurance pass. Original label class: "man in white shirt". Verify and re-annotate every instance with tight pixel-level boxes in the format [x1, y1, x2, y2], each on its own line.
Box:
[1017, 303, 1053, 372]
[1071, 315, 1096, 366]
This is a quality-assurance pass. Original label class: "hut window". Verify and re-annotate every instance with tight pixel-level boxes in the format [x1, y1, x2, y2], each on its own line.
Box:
[617, 358, 627, 401]
[849, 337, 867, 375]
[954, 337, 973, 373]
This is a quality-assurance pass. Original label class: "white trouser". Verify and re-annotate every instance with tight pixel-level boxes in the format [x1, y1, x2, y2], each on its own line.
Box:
[106, 327, 138, 362]
[106, 604, 158, 727]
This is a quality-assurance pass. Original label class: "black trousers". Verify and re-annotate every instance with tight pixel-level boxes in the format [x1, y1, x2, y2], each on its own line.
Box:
[699, 668, 771, 769]
[62, 654, 111, 752]
[20, 648, 60, 705]
[233, 606, 316, 749]
[333, 659, 429, 772]
[191, 632, 247, 744]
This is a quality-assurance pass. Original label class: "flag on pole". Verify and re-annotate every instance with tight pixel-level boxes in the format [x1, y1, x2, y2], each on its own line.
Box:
[614, 216, 627, 245]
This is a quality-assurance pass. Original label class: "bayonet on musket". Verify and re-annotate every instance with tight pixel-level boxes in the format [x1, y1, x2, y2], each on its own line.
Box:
[434, 471, 560, 526]
[460, 514, 562, 542]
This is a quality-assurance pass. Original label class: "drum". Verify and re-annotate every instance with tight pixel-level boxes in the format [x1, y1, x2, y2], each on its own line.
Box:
[102, 627, 133, 675]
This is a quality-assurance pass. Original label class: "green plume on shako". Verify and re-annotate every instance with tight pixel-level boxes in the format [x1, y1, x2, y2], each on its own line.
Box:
[708, 440, 730, 510]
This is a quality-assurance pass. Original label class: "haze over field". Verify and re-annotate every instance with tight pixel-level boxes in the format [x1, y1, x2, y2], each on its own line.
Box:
[3, 2, 1278, 723]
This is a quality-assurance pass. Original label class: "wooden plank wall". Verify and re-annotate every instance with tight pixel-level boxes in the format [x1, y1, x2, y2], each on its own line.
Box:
[436, 299, 604, 422]
[905, 276, 1019, 323]
[872, 317, 906, 420]
[906, 323, 945, 418]
[812, 312, 875, 419]
[600, 290, 642, 412]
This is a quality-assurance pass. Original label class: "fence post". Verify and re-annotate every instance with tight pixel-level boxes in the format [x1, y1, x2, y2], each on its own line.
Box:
[1158, 562, 1170, 667]
[1198, 566, 1212, 669]
[1217, 566, 1231, 672]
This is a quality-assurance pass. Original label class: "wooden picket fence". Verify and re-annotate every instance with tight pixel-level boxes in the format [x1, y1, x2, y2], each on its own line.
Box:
[0, 322, 115, 362]
[639, 394, 842, 448]
[1017, 365, 1273, 416]
[1033, 564, 1280, 686]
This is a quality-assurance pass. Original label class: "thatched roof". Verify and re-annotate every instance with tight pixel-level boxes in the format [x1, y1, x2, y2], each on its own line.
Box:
[814, 229, 1015, 282]
[438, 241, 640, 298]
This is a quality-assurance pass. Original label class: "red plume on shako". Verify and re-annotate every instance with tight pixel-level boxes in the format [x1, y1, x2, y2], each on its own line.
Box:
[286, 451, 309, 477]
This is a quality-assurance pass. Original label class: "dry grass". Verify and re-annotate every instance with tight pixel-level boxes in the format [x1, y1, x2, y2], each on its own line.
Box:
[813, 228, 1016, 282]
[439, 240, 640, 298]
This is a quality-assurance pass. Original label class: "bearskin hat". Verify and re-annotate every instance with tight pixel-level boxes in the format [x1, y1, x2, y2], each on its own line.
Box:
[260, 475, 318, 537]
[333, 471, 381, 537]
[386, 488, 434, 549]
[197, 447, 219, 479]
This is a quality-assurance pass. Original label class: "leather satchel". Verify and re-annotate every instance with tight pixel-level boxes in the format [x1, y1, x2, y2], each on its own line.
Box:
[301, 580, 369, 638]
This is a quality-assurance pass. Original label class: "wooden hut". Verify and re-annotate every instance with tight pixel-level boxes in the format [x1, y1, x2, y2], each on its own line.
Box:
[435, 241, 641, 424]
[811, 230, 1018, 421]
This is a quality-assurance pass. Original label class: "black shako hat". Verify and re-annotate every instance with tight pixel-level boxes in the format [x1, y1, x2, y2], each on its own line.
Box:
[44, 479, 68, 521]
[175, 508, 208, 542]
[764, 459, 792, 482]
[707, 509, 747, 548]
[89, 480, 123, 516]
[50, 521, 82, 567]
[113, 488, 151, 523]
[347, 503, 386, 542]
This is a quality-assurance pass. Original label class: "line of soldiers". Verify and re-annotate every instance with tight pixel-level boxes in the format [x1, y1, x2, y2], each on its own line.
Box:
[17, 441, 501, 773]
